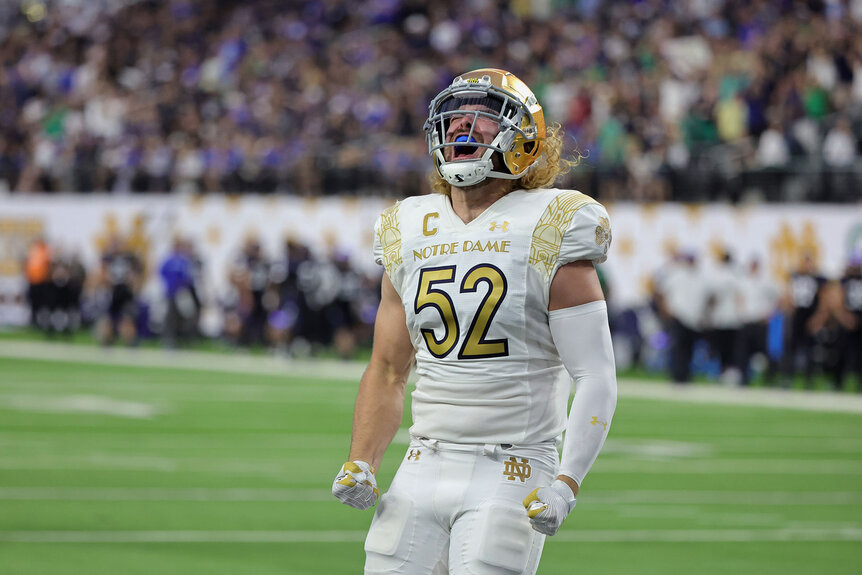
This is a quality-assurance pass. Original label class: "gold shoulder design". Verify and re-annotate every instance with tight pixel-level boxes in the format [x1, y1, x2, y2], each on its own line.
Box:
[377, 203, 402, 276]
[595, 216, 612, 255]
[529, 191, 598, 280]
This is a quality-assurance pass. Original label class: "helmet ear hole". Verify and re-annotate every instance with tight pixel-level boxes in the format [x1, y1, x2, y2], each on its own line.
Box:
[523, 141, 535, 154]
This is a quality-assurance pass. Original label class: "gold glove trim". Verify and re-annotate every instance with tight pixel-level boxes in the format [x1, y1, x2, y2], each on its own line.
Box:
[336, 461, 378, 493]
[523, 488, 548, 518]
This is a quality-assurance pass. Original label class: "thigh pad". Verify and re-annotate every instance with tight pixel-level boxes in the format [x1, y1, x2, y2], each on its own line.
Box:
[457, 500, 542, 575]
[365, 492, 414, 572]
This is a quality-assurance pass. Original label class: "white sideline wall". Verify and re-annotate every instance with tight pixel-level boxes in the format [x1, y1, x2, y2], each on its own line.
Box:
[1, 194, 861, 322]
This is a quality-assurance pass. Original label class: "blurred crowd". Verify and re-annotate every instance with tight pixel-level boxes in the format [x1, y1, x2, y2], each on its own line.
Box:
[1, 0, 862, 201]
[22, 234, 862, 389]
[22, 234, 382, 360]
[611, 248, 862, 390]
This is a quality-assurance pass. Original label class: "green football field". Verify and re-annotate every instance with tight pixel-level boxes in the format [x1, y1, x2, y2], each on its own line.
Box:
[0, 344, 860, 575]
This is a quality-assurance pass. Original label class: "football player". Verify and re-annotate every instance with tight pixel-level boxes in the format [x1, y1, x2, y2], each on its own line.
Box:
[333, 68, 617, 574]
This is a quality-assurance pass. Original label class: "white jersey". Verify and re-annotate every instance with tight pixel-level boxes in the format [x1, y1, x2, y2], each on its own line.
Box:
[705, 264, 743, 329]
[373, 189, 612, 445]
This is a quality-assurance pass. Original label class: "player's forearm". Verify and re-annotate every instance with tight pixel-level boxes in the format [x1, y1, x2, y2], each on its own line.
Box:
[348, 362, 407, 471]
[550, 300, 617, 488]
[554, 474, 580, 497]
[557, 365, 616, 485]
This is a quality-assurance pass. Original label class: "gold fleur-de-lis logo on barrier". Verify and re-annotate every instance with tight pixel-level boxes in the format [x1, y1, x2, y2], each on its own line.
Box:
[503, 456, 531, 482]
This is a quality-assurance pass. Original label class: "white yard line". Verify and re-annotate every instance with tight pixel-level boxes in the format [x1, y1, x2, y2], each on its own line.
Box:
[553, 527, 862, 543]
[620, 380, 862, 414]
[3, 340, 862, 413]
[0, 487, 333, 501]
[593, 458, 862, 475]
[0, 341, 367, 381]
[0, 395, 163, 418]
[4, 433, 859, 455]
[0, 530, 367, 543]
[0, 390, 351, 407]
[705, 437, 862, 453]
[1, 527, 860, 544]
[0, 487, 859, 505]
[0, 383, 359, 405]
[0, 455, 292, 475]
[0, 455, 858, 475]
[0, 432, 352, 451]
[585, 490, 862, 505]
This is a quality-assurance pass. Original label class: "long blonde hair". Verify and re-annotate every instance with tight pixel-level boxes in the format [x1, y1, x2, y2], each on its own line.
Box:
[428, 123, 580, 196]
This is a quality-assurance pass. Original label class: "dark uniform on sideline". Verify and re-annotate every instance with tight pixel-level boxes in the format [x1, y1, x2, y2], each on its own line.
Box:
[104, 249, 142, 327]
[783, 266, 827, 387]
[835, 262, 862, 389]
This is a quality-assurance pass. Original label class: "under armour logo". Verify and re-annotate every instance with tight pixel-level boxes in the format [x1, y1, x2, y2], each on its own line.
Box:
[590, 416, 609, 430]
[503, 456, 531, 482]
[407, 449, 421, 461]
[489, 221, 509, 232]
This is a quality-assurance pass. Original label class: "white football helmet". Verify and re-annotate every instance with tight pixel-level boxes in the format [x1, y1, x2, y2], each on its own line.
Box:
[424, 68, 546, 187]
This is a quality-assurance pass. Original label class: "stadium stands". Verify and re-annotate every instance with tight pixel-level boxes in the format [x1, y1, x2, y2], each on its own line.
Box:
[1, 0, 861, 201]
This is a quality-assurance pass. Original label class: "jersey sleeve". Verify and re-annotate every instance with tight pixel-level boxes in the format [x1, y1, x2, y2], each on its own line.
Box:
[371, 201, 403, 277]
[558, 202, 612, 266]
[372, 215, 385, 267]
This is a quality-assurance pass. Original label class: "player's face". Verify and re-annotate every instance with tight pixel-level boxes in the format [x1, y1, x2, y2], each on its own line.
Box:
[444, 104, 501, 162]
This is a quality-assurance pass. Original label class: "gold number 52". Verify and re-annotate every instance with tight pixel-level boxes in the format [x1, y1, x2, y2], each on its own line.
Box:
[414, 264, 509, 359]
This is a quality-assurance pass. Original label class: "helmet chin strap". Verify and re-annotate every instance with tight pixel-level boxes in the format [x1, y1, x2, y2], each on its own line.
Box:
[439, 155, 492, 187]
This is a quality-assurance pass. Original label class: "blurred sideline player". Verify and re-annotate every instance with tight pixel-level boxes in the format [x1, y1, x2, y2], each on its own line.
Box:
[332, 69, 617, 574]
[97, 236, 142, 346]
[734, 258, 781, 386]
[808, 253, 862, 390]
[781, 252, 826, 388]
[836, 254, 862, 389]
[24, 237, 52, 329]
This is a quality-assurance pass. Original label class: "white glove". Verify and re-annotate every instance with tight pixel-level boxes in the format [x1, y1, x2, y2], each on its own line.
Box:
[522, 479, 577, 536]
[332, 460, 379, 510]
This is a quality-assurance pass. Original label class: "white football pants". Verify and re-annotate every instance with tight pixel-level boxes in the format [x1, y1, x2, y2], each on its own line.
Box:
[364, 437, 559, 575]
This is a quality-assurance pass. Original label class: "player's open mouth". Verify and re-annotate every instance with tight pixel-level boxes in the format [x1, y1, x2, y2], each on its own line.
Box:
[451, 135, 480, 159]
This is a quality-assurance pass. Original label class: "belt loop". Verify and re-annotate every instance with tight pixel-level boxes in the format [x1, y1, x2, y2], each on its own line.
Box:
[483, 443, 499, 458]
